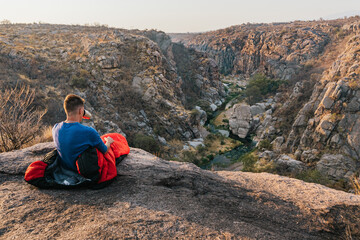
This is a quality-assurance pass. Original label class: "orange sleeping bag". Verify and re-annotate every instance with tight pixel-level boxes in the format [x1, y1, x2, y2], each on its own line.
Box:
[25, 133, 130, 189]
[95, 133, 130, 183]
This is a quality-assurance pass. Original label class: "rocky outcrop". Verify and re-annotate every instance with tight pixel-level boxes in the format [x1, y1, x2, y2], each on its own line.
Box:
[229, 103, 252, 138]
[282, 34, 360, 175]
[275, 154, 307, 175]
[229, 99, 277, 140]
[342, 21, 360, 34]
[188, 18, 360, 182]
[316, 154, 357, 180]
[1, 143, 360, 239]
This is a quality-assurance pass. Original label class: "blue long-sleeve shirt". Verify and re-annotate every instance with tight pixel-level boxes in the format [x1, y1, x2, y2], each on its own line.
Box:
[52, 122, 107, 171]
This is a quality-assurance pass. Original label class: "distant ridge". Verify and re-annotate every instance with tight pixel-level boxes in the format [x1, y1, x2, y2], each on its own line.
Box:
[325, 10, 360, 20]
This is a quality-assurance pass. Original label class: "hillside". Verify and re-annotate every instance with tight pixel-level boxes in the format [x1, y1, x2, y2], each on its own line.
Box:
[0, 143, 360, 239]
[0, 23, 224, 147]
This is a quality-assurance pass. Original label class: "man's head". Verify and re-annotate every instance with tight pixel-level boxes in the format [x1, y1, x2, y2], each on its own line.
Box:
[63, 94, 85, 118]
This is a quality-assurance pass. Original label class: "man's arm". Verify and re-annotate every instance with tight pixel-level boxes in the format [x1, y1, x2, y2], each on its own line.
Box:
[88, 128, 113, 154]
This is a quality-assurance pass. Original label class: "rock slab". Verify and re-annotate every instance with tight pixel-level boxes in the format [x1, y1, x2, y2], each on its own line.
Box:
[1, 143, 360, 239]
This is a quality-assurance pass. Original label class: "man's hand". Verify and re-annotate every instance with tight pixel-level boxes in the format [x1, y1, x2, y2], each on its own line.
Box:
[104, 137, 114, 153]
[105, 137, 114, 144]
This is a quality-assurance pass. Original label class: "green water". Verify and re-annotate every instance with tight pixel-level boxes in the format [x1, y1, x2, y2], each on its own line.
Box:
[202, 122, 256, 169]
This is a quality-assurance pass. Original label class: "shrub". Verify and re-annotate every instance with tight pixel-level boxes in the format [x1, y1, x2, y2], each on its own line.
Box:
[0, 85, 46, 152]
[182, 150, 200, 165]
[222, 118, 229, 123]
[295, 169, 331, 186]
[197, 145, 207, 154]
[181, 149, 212, 167]
[238, 152, 258, 172]
[253, 158, 276, 173]
[37, 125, 53, 143]
[207, 154, 214, 161]
[154, 125, 167, 136]
[245, 73, 285, 104]
[257, 139, 273, 150]
[132, 134, 160, 154]
[70, 76, 88, 88]
[245, 85, 262, 104]
[205, 133, 217, 142]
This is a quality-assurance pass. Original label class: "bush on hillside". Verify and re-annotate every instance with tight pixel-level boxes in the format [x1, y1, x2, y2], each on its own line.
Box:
[245, 74, 285, 105]
[70, 76, 88, 88]
[295, 169, 332, 186]
[132, 133, 160, 154]
[237, 152, 258, 172]
[181, 150, 200, 165]
[257, 139, 273, 151]
[0, 85, 46, 152]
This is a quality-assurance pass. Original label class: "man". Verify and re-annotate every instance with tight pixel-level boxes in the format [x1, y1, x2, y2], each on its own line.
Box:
[52, 94, 114, 171]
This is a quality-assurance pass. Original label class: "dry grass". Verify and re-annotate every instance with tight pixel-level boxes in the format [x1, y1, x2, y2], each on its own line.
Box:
[38, 125, 53, 143]
[348, 79, 360, 89]
[350, 176, 360, 195]
[204, 135, 240, 155]
[254, 158, 276, 173]
[168, 139, 184, 151]
[213, 113, 228, 126]
[345, 224, 353, 240]
[22, 125, 53, 149]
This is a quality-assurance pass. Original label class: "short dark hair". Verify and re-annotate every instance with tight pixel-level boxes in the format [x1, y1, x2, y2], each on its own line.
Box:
[63, 94, 85, 115]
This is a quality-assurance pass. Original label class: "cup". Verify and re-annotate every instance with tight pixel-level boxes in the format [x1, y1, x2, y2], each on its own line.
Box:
[83, 109, 92, 119]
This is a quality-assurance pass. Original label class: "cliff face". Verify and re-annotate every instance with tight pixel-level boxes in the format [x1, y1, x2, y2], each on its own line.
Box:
[284, 23, 360, 165]
[141, 30, 225, 107]
[171, 18, 359, 80]
[0, 24, 224, 141]
[1, 143, 360, 239]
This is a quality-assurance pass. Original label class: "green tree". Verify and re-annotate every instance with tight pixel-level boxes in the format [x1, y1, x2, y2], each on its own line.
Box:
[245, 74, 284, 104]
[245, 85, 262, 105]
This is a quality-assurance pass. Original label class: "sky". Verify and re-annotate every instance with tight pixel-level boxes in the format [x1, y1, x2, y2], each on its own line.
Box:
[1, 0, 360, 33]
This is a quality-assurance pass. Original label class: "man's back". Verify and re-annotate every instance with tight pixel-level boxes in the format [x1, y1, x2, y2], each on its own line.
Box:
[52, 122, 107, 170]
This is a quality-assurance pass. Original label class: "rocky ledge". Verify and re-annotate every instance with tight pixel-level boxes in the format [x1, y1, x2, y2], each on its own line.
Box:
[1, 143, 360, 239]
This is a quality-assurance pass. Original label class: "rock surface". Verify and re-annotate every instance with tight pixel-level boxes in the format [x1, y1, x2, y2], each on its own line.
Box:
[275, 154, 307, 175]
[1, 143, 360, 239]
[316, 154, 358, 180]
